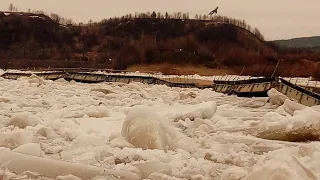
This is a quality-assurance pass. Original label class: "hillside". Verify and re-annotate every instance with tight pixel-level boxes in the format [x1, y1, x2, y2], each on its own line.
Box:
[0, 11, 319, 78]
[274, 36, 320, 48]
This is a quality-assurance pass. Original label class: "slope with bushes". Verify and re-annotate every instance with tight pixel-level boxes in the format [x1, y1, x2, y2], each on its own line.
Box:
[0, 11, 274, 68]
[0, 10, 319, 78]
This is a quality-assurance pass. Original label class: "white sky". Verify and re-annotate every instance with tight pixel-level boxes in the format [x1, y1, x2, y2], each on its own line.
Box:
[1, 0, 319, 40]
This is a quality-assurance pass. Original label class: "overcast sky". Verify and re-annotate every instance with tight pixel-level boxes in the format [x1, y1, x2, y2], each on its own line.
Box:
[1, 0, 319, 40]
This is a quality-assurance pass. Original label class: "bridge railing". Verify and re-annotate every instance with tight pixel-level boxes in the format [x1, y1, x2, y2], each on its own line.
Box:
[213, 77, 276, 85]
[0, 70, 199, 88]
[278, 78, 320, 100]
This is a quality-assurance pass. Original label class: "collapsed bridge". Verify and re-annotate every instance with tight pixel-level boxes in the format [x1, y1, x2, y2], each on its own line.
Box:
[1, 68, 320, 107]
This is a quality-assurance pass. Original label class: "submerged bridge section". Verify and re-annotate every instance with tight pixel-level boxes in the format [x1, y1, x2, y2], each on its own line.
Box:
[1, 69, 320, 107]
[277, 78, 320, 106]
[213, 77, 278, 97]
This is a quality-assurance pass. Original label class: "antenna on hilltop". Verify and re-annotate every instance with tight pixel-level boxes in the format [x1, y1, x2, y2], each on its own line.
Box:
[209, 7, 219, 15]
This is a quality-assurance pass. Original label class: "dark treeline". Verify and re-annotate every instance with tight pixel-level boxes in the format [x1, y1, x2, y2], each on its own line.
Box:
[95, 11, 265, 41]
[0, 5, 319, 78]
[0, 9, 270, 69]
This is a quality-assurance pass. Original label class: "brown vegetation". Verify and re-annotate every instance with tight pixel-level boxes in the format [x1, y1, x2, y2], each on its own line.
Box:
[0, 6, 320, 78]
[128, 64, 233, 76]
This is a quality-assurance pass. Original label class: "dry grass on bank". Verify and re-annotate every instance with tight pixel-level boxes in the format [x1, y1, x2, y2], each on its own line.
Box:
[127, 64, 235, 76]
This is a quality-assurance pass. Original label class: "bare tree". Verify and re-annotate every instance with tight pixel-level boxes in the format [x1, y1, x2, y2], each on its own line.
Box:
[50, 13, 61, 24]
[182, 13, 189, 19]
[8, 3, 17, 12]
[202, 14, 208, 20]
[8, 3, 13, 11]
[177, 12, 182, 19]
[165, 12, 169, 19]
[151, 11, 157, 18]
[88, 19, 93, 26]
